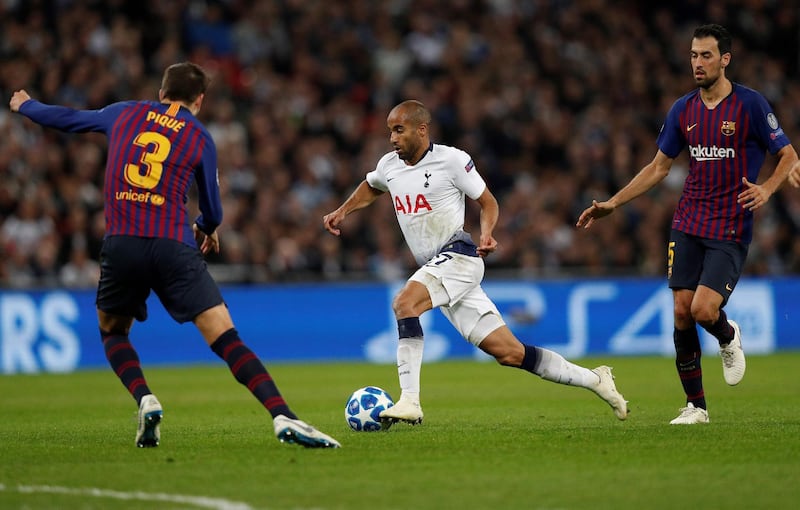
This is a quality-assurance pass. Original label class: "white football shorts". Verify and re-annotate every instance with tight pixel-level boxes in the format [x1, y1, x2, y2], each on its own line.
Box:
[409, 251, 505, 346]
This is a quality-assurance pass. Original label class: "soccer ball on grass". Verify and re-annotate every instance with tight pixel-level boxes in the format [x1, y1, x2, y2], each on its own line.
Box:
[345, 386, 394, 431]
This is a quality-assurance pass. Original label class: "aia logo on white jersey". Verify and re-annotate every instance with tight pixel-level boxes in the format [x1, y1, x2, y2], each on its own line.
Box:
[394, 194, 432, 215]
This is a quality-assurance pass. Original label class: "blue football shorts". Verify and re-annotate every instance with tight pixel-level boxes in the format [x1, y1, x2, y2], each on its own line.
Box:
[667, 229, 748, 306]
[96, 236, 224, 323]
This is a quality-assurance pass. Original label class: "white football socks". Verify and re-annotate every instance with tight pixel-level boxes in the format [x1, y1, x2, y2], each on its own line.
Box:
[397, 337, 424, 402]
[533, 347, 599, 388]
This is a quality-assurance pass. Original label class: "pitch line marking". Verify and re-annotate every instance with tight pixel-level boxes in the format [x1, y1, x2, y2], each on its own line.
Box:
[0, 483, 256, 510]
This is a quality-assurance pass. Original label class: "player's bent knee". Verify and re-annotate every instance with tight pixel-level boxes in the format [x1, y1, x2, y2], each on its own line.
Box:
[97, 310, 134, 335]
[99, 324, 130, 336]
[392, 281, 433, 317]
[690, 305, 718, 326]
[391, 295, 414, 318]
[673, 307, 694, 328]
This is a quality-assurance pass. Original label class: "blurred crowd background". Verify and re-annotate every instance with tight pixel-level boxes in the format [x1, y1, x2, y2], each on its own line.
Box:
[1, 0, 799, 289]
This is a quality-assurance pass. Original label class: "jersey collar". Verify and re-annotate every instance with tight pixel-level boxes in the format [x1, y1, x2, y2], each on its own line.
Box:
[414, 142, 434, 165]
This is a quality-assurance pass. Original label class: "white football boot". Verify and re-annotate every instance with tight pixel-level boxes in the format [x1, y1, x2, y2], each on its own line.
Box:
[669, 402, 710, 425]
[590, 365, 628, 420]
[273, 415, 341, 448]
[379, 395, 423, 425]
[136, 394, 163, 447]
[720, 319, 746, 385]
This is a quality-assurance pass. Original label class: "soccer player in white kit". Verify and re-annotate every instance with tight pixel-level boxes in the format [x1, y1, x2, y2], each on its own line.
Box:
[323, 100, 627, 425]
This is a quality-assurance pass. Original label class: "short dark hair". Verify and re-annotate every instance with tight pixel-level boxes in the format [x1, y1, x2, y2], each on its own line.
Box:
[693, 24, 732, 56]
[160, 62, 210, 103]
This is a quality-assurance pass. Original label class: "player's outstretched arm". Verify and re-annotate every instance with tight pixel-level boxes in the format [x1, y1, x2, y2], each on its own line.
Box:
[576, 150, 673, 229]
[323, 180, 384, 236]
[576, 199, 615, 229]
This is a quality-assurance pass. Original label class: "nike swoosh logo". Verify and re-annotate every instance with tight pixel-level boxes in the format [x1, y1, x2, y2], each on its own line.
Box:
[687, 123, 698, 132]
[726, 283, 733, 291]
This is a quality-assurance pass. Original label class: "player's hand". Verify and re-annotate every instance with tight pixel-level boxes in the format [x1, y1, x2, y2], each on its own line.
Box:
[477, 234, 497, 258]
[738, 177, 770, 211]
[193, 224, 220, 255]
[323, 210, 345, 236]
[788, 162, 800, 188]
[576, 200, 615, 229]
[9, 89, 31, 112]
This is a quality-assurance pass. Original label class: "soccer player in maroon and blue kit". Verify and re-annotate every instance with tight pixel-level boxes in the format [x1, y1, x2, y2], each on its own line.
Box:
[576, 24, 798, 424]
[9, 62, 339, 448]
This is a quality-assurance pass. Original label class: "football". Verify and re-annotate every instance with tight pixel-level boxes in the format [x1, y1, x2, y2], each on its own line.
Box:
[345, 386, 394, 431]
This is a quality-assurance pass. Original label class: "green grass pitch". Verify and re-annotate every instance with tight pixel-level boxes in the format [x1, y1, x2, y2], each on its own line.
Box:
[1, 354, 799, 509]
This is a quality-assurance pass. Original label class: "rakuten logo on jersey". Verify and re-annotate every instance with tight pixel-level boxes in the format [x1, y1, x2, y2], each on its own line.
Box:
[689, 145, 736, 161]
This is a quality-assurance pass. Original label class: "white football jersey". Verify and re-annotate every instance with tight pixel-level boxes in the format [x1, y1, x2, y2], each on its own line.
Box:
[366, 143, 486, 265]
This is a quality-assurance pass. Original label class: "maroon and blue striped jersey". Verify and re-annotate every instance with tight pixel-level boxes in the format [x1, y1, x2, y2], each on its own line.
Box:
[18, 99, 222, 248]
[656, 83, 790, 244]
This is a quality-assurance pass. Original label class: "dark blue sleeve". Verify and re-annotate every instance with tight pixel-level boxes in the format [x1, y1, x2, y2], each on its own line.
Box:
[655, 98, 686, 159]
[193, 133, 223, 235]
[17, 100, 127, 134]
[746, 92, 790, 155]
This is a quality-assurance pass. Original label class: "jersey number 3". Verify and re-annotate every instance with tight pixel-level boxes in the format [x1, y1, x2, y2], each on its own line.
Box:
[124, 131, 171, 190]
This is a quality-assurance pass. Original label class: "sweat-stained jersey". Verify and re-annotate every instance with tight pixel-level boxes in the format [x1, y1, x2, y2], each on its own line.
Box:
[656, 83, 790, 244]
[366, 143, 486, 266]
[17, 100, 222, 248]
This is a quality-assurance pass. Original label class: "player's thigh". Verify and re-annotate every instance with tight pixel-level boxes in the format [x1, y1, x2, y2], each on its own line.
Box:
[439, 286, 504, 346]
[668, 229, 704, 290]
[95, 236, 152, 322]
[393, 279, 433, 317]
[150, 239, 225, 324]
[697, 239, 748, 307]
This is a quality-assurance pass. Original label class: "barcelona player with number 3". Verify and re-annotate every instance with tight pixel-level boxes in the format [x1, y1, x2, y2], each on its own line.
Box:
[577, 25, 798, 424]
[9, 62, 339, 448]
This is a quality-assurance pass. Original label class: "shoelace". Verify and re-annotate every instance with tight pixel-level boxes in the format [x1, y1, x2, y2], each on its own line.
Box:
[720, 344, 737, 368]
[678, 406, 701, 418]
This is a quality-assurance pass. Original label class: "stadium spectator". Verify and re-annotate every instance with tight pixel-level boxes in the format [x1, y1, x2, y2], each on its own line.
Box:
[0, 193, 55, 264]
[59, 241, 101, 289]
[0, 1, 799, 286]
